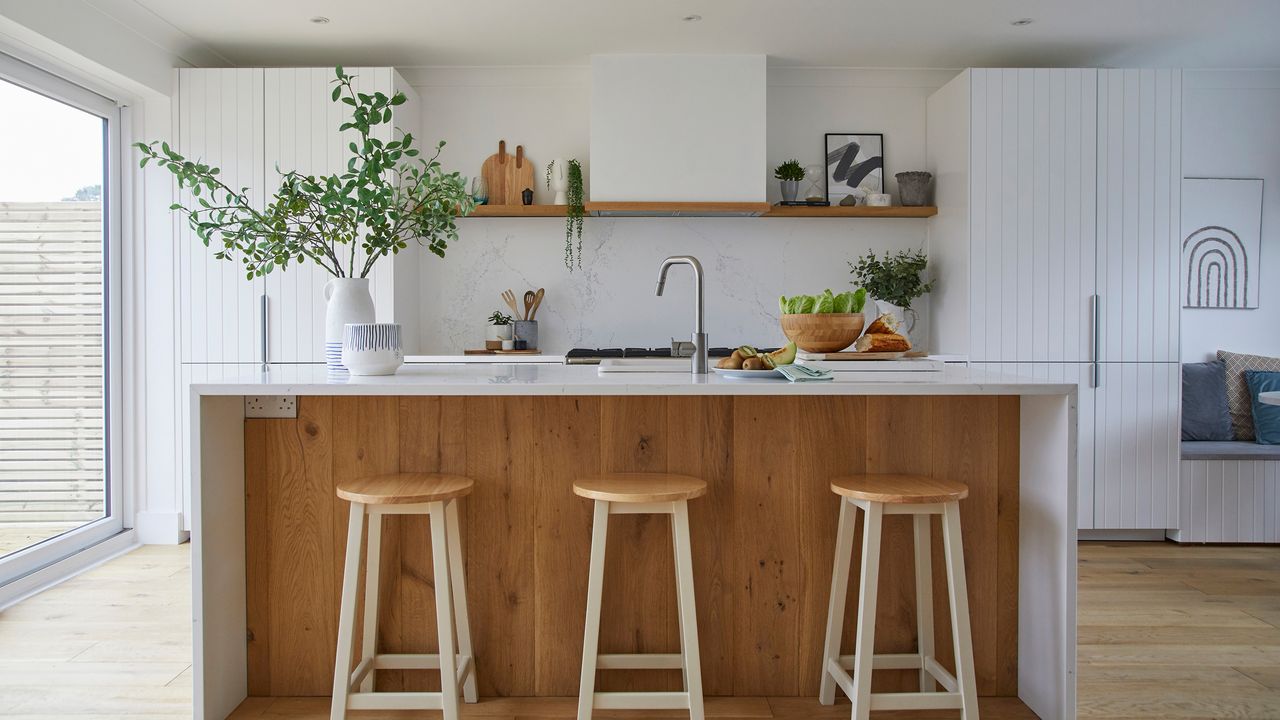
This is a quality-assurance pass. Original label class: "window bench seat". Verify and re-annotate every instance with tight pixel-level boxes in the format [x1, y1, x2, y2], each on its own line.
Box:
[1171, 442, 1280, 544]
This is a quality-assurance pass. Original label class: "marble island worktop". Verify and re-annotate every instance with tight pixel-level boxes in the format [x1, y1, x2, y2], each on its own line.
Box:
[192, 362, 1077, 397]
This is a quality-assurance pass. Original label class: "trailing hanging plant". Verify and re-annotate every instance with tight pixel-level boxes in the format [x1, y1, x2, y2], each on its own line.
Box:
[848, 249, 934, 310]
[136, 66, 475, 280]
[548, 159, 585, 270]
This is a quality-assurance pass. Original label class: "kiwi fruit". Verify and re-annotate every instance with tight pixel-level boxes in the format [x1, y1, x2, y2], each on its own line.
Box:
[742, 356, 765, 370]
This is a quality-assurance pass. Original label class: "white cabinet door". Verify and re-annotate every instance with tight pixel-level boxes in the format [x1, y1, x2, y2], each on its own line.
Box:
[967, 69, 1098, 363]
[1092, 362, 1180, 529]
[1096, 69, 1182, 363]
[261, 68, 416, 362]
[972, 362, 1097, 528]
[175, 68, 264, 363]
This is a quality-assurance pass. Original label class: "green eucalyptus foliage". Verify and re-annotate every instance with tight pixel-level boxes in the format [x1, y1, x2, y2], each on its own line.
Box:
[848, 249, 934, 310]
[137, 66, 476, 280]
[773, 159, 804, 182]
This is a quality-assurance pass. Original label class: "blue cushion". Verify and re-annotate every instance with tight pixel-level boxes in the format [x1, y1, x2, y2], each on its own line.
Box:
[1246, 371, 1280, 445]
[1182, 361, 1233, 441]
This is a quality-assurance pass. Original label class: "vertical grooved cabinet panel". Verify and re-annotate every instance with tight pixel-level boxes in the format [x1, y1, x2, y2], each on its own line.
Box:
[1094, 363, 1179, 529]
[1096, 69, 1182, 363]
[175, 68, 264, 363]
[964, 69, 1096, 362]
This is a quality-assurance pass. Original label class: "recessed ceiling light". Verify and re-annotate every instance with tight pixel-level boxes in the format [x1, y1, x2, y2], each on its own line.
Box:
[309, 16, 330, 24]
[682, 14, 702, 22]
[1010, 18, 1034, 26]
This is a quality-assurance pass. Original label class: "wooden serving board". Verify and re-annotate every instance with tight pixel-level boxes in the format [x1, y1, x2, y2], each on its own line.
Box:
[797, 350, 928, 361]
[480, 140, 535, 206]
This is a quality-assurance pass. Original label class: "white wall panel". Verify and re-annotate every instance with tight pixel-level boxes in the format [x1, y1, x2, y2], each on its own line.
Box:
[1096, 69, 1181, 363]
[1173, 459, 1280, 543]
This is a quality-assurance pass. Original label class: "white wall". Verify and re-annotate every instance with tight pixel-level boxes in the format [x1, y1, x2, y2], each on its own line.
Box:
[412, 66, 954, 353]
[1181, 69, 1280, 361]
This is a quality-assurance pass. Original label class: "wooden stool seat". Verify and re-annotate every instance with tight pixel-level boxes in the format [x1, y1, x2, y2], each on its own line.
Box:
[336, 472, 474, 505]
[829, 473, 968, 504]
[573, 472, 708, 503]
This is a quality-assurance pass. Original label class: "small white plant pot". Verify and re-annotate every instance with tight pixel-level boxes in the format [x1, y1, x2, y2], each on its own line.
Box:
[488, 324, 514, 342]
[341, 323, 403, 376]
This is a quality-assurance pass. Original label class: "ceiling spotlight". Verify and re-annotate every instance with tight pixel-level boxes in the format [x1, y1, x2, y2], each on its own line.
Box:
[1010, 18, 1034, 26]
[309, 16, 330, 24]
[682, 14, 702, 22]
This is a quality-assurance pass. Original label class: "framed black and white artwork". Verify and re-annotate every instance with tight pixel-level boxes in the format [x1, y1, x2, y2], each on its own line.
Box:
[1181, 177, 1264, 309]
[824, 133, 884, 204]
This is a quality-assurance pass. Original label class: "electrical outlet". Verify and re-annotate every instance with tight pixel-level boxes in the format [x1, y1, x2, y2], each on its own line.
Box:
[245, 395, 297, 418]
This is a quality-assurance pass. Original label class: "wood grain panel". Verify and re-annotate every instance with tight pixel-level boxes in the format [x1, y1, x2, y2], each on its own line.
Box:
[244, 395, 1020, 698]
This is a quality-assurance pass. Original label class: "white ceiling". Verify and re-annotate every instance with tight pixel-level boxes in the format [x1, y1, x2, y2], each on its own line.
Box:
[101, 0, 1280, 69]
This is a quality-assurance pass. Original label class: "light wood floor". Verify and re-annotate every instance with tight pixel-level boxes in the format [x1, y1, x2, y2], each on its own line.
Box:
[1, 542, 1279, 718]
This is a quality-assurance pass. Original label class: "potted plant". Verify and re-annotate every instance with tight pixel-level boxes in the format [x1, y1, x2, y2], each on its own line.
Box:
[137, 66, 475, 369]
[547, 159, 585, 270]
[774, 159, 805, 203]
[848, 249, 935, 338]
[487, 310, 514, 349]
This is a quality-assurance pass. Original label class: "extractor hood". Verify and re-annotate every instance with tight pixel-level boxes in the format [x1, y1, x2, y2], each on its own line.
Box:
[589, 54, 767, 216]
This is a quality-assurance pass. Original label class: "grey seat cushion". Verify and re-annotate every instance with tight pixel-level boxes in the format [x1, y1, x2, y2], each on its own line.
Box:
[1182, 361, 1233, 441]
[1181, 441, 1280, 461]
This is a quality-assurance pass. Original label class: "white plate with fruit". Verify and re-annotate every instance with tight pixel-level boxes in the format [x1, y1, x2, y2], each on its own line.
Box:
[713, 343, 795, 379]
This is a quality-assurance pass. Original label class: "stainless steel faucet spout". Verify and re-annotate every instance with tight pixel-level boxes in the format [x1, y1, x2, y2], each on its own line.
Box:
[655, 256, 708, 374]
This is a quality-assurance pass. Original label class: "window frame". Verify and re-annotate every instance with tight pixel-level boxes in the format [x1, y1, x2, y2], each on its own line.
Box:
[0, 51, 125, 585]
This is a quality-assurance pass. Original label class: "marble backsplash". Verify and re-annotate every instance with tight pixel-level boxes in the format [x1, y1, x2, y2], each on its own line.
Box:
[415, 217, 932, 355]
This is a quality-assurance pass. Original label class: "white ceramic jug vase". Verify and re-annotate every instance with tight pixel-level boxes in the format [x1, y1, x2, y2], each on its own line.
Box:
[548, 158, 569, 205]
[324, 277, 375, 370]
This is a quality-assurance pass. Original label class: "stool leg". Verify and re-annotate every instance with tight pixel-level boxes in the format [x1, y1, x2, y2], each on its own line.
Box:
[672, 500, 705, 720]
[331, 502, 365, 720]
[671, 508, 688, 692]
[358, 511, 382, 693]
[577, 500, 610, 720]
[819, 496, 857, 705]
[850, 502, 884, 720]
[446, 498, 478, 703]
[942, 502, 980, 720]
[429, 501, 460, 720]
[913, 514, 936, 692]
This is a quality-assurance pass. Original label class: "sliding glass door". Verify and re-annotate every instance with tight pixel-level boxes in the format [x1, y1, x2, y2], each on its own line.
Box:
[0, 53, 121, 583]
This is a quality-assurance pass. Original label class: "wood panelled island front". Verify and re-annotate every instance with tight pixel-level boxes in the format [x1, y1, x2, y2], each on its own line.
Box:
[246, 394, 1017, 698]
[190, 366, 1076, 720]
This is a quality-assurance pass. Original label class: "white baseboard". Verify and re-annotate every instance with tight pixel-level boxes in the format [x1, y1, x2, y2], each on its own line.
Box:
[1078, 529, 1169, 542]
[0, 529, 140, 610]
[134, 510, 190, 544]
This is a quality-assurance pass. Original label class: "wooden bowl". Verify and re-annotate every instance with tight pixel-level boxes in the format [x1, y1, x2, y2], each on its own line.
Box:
[779, 313, 865, 353]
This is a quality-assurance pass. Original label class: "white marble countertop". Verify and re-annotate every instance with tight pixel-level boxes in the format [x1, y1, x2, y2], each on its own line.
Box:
[190, 362, 1076, 397]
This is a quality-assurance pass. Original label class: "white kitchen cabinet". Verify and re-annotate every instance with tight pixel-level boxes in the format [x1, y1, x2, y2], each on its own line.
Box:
[928, 68, 1182, 532]
[174, 68, 265, 364]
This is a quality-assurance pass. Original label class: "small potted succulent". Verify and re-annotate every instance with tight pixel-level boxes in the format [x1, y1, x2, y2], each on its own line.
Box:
[486, 310, 514, 349]
[774, 159, 805, 203]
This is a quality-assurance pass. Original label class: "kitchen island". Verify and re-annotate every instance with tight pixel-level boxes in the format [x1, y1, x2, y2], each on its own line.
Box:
[191, 364, 1077, 719]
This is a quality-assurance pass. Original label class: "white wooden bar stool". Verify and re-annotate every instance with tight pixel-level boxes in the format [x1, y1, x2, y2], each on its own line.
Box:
[818, 474, 980, 720]
[574, 472, 707, 720]
[331, 473, 478, 720]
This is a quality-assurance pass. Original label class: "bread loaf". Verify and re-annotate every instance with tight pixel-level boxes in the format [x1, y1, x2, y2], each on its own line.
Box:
[864, 313, 900, 335]
[854, 332, 911, 353]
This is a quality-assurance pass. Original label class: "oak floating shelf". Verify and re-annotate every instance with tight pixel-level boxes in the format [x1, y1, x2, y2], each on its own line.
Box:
[762, 205, 938, 218]
[460, 202, 938, 218]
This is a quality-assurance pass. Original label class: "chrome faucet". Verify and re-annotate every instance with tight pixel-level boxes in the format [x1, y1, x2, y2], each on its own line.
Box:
[655, 255, 708, 374]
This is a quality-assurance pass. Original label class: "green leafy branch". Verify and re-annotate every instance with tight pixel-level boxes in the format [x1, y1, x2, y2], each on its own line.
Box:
[137, 66, 476, 280]
[848, 249, 934, 310]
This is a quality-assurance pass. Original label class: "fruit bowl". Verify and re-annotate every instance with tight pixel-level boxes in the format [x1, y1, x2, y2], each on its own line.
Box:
[779, 313, 865, 353]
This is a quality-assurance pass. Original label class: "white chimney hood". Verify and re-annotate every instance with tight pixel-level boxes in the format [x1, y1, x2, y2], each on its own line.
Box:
[589, 54, 767, 215]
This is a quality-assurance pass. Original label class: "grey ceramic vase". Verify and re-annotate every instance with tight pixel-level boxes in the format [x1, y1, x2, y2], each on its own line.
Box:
[779, 180, 799, 203]
[895, 171, 932, 206]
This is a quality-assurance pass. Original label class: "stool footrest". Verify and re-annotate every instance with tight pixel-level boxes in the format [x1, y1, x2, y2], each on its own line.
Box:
[825, 655, 963, 711]
[596, 653, 684, 670]
[347, 691, 443, 711]
[347, 653, 475, 696]
[592, 691, 694, 710]
[834, 652, 923, 671]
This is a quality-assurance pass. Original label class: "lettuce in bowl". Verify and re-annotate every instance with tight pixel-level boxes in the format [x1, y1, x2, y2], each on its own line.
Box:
[780, 288, 866, 315]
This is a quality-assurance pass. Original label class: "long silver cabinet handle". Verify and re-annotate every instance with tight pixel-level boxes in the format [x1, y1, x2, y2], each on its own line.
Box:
[260, 294, 269, 367]
[1090, 294, 1101, 389]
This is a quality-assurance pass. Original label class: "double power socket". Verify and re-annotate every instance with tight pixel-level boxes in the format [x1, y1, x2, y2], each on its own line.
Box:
[244, 395, 297, 418]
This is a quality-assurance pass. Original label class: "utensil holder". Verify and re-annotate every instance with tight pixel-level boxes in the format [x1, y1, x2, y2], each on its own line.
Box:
[514, 320, 538, 350]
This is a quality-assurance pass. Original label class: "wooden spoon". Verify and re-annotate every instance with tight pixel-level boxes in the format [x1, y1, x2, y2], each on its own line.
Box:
[501, 289, 520, 318]
[523, 290, 535, 321]
[529, 288, 545, 320]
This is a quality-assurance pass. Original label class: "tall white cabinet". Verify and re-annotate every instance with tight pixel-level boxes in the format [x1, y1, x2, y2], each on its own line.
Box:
[171, 67, 421, 528]
[928, 68, 1182, 531]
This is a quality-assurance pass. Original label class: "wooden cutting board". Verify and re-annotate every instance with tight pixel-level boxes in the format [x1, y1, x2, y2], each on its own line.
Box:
[480, 140, 535, 206]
